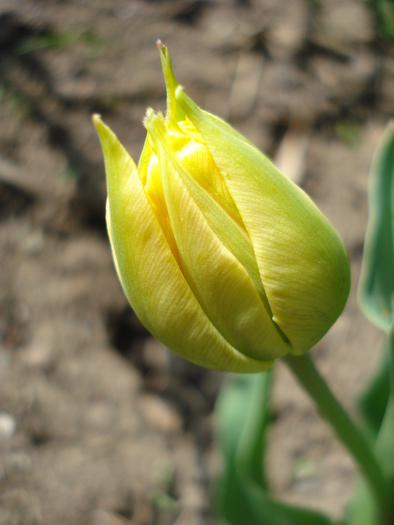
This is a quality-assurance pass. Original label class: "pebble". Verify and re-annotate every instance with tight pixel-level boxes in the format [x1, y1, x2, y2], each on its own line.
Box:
[266, 0, 308, 60]
[89, 509, 129, 525]
[0, 413, 16, 438]
[311, 0, 374, 55]
[19, 229, 45, 255]
[20, 341, 55, 371]
[19, 323, 57, 371]
[139, 395, 183, 435]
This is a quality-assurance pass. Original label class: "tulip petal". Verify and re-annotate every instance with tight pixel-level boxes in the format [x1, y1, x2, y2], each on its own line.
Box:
[146, 114, 290, 361]
[161, 122, 263, 300]
[157, 40, 184, 123]
[93, 114, 271, 372]
[175, 126, 244, 227]
[150, 116, 290, 346]
[175, 90, 350, 353]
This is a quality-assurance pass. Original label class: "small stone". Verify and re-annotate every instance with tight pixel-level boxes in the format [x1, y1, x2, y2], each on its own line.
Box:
[89, 509, 129, 525]
[139, 395, 182, 435]
[311, 0, 374, 55]
[20, 341, 55, 371]
[19, 323, 56, 371]
[86, 402, 113, 432]
[266, 0, 308, 60]
[0, 413, 16, 438]
[19, 230, 45, 255]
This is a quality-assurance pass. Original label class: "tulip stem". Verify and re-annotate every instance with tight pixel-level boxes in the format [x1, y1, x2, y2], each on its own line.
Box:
[283, 353, 391, 524]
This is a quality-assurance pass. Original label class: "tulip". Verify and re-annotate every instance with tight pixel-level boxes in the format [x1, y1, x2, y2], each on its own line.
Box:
[93, 42, 350, 373]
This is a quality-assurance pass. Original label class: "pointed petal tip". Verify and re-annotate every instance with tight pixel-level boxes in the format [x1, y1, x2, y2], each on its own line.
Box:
[143, 108, 157, 131]
[143, 109, 166, 133]
[156, 39, 169, 61]
[156, 39, 165, 51]
[92, 113, 106, 134]
[92, 114, 116, 149]
[92, 113, 103, 125]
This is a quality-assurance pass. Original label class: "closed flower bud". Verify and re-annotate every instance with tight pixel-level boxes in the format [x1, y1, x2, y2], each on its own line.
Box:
[93, 42, 350, 373]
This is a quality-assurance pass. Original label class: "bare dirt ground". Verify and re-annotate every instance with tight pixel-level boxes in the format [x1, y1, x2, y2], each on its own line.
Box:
[0, 1, 393, 524]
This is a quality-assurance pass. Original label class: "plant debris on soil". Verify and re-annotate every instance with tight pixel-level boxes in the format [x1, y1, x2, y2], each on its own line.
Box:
[0, 1, 393, 524]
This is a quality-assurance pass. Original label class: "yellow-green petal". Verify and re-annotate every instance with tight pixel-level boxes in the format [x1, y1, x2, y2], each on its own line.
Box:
[146, 113, 290, 361]
[93, 114, 271, 372]
[175, 90, 351, 354]
[157, 40, 184, 123]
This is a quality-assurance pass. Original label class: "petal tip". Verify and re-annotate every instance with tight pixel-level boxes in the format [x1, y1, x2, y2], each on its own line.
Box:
[156, 39, 165, 52]
[92, 114, 108, 139]
[92, 113, 103, 127]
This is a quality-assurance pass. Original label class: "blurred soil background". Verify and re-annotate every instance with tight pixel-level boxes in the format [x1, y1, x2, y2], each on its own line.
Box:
[0, 0, 393, 524]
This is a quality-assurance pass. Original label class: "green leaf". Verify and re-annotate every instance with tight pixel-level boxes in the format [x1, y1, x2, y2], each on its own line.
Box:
[215, 372, 334, 525]
[348, 328, 394, 525]
[346, 481, 378, 525]
[358, 121, 394, 334]
[374, 326, 394, 479]
[352, 121, 394, 524]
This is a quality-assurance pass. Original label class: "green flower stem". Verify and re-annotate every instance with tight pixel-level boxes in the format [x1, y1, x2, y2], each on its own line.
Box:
[283, 353, 391, 524]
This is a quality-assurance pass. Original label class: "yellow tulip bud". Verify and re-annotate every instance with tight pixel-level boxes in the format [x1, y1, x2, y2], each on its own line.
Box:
[93, 42, 350, 373]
